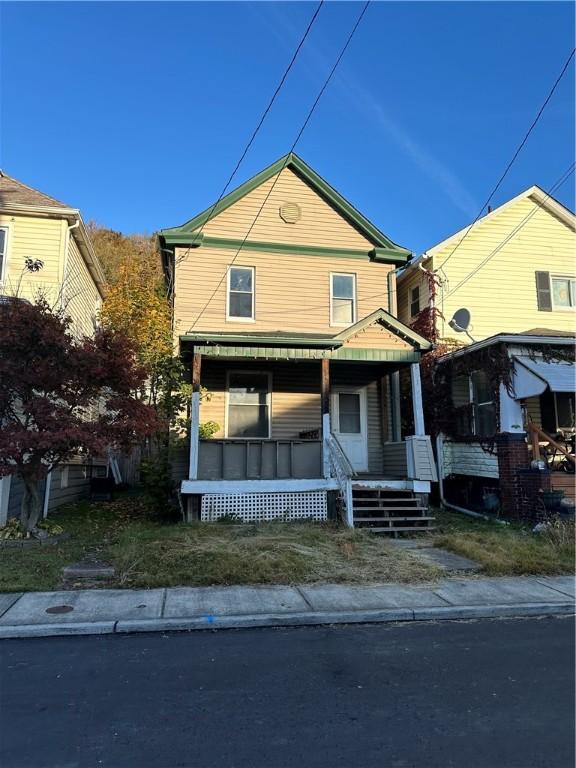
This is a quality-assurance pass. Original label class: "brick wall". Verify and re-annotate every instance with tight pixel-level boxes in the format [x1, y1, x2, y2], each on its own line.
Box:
[496, 433, 550, 519]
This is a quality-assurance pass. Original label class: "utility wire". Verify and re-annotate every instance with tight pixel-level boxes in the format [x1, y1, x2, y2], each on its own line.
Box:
[189, 0, 371, 331]
[438, 47, 575, 273]
[176, 0, 324, 263]
[443, 162, 575, 298]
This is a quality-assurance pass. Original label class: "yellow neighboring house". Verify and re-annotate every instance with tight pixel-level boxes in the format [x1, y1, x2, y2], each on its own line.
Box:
[0, 171, 108, 525]
[397, 185, 576, 340]
[160, 153, 437, 531]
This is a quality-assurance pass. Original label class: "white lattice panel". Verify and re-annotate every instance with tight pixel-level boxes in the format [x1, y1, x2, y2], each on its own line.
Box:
[201, 492, 327, 522]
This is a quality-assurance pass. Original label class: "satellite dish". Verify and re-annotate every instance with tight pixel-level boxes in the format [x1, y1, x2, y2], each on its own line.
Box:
[449, 308, 476, 342]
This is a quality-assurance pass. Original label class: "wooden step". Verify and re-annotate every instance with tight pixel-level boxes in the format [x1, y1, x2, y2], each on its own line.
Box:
[352, 496, 419, 502]
[354, 516, 435, 523]
[368, 526, 436, 533]
[353, 505, 426, 512]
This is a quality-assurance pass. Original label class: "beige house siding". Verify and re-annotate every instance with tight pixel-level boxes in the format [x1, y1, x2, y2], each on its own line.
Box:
[344, 322, 413, 350]
[201, 167, 374, 250]
[175, 247, 393, 337]
[65, 235, 101, 337]
[397, 262, 430, 328]
[0, 214, 64, 304]
[400, 195, 576, 341]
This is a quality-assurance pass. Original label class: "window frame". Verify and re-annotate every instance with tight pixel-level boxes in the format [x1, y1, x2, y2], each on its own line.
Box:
[554, 392, 576, 431]
[224, 369, 272, 440]
[551, 274, 576, 311]
[330, 272, 357, 327]
[226, 265, 255, 322]
[0, 226, 9, 284]
[410, 285, 420, 318]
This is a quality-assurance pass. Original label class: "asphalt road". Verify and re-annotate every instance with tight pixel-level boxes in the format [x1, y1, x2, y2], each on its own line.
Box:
[1, 617, 574, 768]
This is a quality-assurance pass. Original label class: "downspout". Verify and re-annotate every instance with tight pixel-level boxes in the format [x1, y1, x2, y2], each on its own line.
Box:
[61, 218, 80, 309]
[436, 434, 506, 524]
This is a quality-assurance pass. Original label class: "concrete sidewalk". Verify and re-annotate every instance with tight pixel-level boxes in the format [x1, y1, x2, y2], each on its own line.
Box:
[0, 575, 573, 639]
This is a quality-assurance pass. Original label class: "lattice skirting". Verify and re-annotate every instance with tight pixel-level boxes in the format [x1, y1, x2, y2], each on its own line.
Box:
[201, 492, 327, 523]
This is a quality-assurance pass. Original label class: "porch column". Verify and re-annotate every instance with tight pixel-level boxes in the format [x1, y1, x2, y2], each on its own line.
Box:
[321, 358, 330, 478]
[189, 352, 202, 480]
[499, 383, 525, 435]
[410, 363, 425, 436]
[389, 373, 402, 441]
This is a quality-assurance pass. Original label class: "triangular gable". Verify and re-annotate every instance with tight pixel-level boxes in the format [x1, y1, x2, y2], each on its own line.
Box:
[161, 153, 411, 262]
[336, 309, 432, 351]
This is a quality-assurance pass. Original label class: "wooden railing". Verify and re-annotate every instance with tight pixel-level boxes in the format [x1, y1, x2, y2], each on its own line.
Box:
[326, 434, 355, 527]
[527, 422, 576, 467]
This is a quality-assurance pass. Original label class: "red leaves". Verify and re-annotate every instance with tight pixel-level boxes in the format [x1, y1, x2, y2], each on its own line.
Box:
[0, 298, 163, 482]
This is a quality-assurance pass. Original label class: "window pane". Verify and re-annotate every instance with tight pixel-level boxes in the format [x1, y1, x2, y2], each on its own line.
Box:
[476, 403, 497, 437]
[332, 275, 354, 298]
[0, 229, 5, 256]
[339, 393, 361, 433]
[471, 370, 492, 404]
[230, 268, 252, 292]
[228, 405, 269, 437]
[229, 292, 252, 318]
[451, 376, 470, 408]
[552, 278, 571, 307]
[556, 393, 575, 429]
[332, 298, 353, 324]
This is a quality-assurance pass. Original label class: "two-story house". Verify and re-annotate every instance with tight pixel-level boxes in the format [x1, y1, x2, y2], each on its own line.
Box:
[0, 172, 108, 526]
[397, 185, 576, 517]
[160, 154, 437, 532]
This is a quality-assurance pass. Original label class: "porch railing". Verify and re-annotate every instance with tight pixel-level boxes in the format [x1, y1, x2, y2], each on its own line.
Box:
[326, 433, 355, 527]
[197, 439, 322, 481]
[527, 421, 576, 469]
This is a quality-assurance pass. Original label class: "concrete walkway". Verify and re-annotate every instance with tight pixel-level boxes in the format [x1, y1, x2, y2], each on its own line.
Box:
[0, 575, 573, 639]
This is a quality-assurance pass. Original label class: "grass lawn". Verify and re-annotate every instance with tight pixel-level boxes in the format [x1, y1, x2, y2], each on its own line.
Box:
[432, 508, 575, 576]
[0, 496, 573, 593]
[0, 496, 439, 593]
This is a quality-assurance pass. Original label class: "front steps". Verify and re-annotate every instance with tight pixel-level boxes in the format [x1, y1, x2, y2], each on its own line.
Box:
[352, 487, 435, 535]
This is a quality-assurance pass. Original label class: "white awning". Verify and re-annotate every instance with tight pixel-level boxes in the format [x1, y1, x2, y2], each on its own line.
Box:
[512, 355, 575, 399]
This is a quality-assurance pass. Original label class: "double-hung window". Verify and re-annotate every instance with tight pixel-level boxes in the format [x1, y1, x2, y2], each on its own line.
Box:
[227, 266, 254, 320]
[330, 273, 356, 326]
[551, 275, 576, 310]
[410, 286, 420, 317]
[451, 370, 496, 437]
[226, 372, 271, 438]
[0, 228, 7, 282]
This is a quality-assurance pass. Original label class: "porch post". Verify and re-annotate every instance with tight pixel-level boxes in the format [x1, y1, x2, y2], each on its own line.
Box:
[499, 383, 525, 435]
[189, 352, 202, 480]
[410, 363, 425, 436]
[321, 358, 330, 478]
[390, 373, 402, 441]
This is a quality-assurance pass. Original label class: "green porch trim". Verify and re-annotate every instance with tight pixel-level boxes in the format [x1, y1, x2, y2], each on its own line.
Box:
[162, 233, 408, 264]
[180, 332, 341, 348]
[160, 152, 411, 260]
[335, 308, 432, 351]
[192, 344, 420, 363]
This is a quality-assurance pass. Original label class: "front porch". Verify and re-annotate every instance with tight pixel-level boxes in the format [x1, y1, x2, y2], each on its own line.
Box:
[180, 315, 437, 529]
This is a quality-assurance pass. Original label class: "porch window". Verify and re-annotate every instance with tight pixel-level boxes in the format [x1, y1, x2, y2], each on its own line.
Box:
[330, 273, 356, 326]
[227, 266, 254, 320]
[0, 228, 7, 282]
[451, 371, 496, 437]
[226, 371, 271, 438]
[410, 286, 420, 317]
[555, 392, 576, 430]
[551, 275, 576, 310]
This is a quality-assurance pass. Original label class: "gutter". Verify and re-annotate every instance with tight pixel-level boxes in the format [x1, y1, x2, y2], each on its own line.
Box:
[437, 333, 576, 364]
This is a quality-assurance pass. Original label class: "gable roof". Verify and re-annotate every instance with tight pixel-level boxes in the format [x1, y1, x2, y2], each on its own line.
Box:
[400, 185, 576, 280]
[160, 153, 411, 263]
[335, 308, 432, 350]
[0, 171, 72, 210]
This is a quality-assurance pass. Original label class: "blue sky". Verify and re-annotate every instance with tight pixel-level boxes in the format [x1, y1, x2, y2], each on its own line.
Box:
[1, 1, 574, 253]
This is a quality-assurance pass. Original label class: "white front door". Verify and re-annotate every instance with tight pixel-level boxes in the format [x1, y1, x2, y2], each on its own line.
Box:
[331, 387, 368, 472]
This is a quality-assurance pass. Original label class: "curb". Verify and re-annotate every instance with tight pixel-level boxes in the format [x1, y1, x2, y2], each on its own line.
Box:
[0, 602, 573, 639]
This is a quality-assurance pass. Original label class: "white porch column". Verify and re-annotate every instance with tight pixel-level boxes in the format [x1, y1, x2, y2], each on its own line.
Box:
[0, 475, 11, 527]
[499, 383, 525, 435]
[321, 358, 331, 478]
[410, 363, 425, 436]
[390, 373, 402, 441]
[189, 352, 202, 480]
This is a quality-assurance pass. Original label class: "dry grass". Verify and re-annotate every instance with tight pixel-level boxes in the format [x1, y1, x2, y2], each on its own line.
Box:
[433, 509, 575, 577]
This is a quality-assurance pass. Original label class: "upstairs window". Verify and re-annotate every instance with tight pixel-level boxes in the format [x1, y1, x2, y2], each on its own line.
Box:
[227, 266, 254, 320]
[410, 285, 420, 317]
[552, 275, 576, 310]
[330, 273, 356, 326]
[0, 228, 7, 282]
[226, 371, 271, 438]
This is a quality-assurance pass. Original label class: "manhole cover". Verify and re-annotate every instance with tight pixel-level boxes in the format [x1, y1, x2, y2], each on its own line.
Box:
[45, 605, 74, 614]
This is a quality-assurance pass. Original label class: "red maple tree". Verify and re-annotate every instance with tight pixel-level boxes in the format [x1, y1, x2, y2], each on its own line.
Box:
[0, 297, 162, 532]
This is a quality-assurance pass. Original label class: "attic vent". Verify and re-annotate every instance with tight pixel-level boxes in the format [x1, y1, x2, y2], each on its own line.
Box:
[279, 201, 301, 224]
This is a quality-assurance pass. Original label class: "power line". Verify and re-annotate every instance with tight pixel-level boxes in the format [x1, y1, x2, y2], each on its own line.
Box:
[444, 162, 575, 299]
[438, 46, 575, 274]
[189, 0, 371, 331]
[175, 0, 324, 264]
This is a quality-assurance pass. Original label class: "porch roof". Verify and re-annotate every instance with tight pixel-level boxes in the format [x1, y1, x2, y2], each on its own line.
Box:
[189, 344, 420, 363]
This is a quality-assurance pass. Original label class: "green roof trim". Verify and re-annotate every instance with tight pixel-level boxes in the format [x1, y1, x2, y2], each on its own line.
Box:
[160, 152, 411, 260]
[180, 331, 341, 349]
[335, 308, 433, 351]
[160, 234, 409, 264]
[191, 344, 420, 363]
